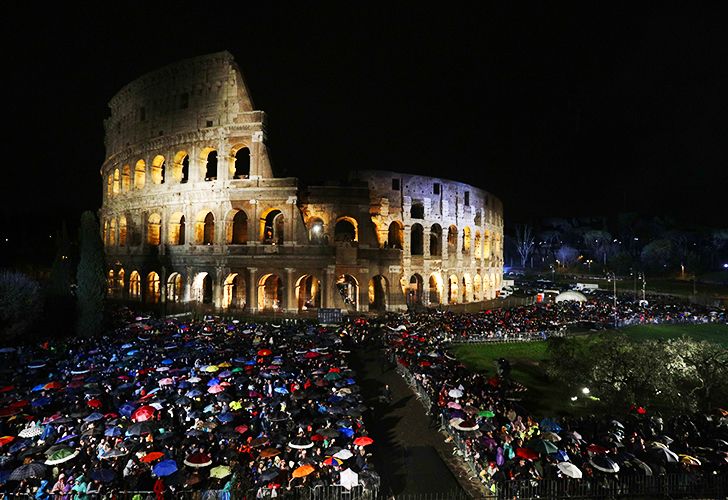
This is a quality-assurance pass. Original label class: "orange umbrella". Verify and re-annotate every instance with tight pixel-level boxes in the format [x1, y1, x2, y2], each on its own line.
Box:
[353, 436, 374, 447]
[259, 448, 281, 458]
[141, 452, 165, 463]
[292, 464, 315, 478]
[0, 436, 15, 446]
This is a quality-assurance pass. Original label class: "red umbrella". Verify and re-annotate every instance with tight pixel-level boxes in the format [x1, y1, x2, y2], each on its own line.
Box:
[9, 400, 29, 409]
[311, 434, 324, 442]
[44, 382, 63, 390]
[516, 447, 539, 460]
[0, 408, 20, 418]
[87, 399, 102, 408]
[587, 444, 609, 454]
[257, 349, 272, 356]
[132, 405, 156, 422]
[0, 436, 15, 446]
[234, 425, 249, 434]
[304, 352, 319, 359]
[0, 386, 14, 393]
[184, 452, 212, 467]
[141, 451, 165, 463]
[353, 436, 374, 447]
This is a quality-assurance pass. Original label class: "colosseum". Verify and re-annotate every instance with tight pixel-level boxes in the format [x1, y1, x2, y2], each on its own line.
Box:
[100, 51, 503, 315]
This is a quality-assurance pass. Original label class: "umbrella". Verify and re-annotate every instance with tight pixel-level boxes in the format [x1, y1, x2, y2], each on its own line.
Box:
[540, 418, 562, 433]
[55, 434, 78, 444]
[528, 439, 559, 455]
[289, 437, 314, 450]
[18, 427, 43, 439]
[452, 419, 479, 432]
[516, 448, 539, 461]
[333, 449, 353, 460]
[679, 455, 701, 467]
[448, 389, 463, 398]
[101, 449, 127, 459]
[184, 452, 212, 468]
[234, 425, 249, 434]
[126, 422, 155, 436]
[90, 468, 116, 483]
[353, 436, 374, 447]
[478, 410, 495, 418]
[259, 468, 280, 482]
[45, 448, 79, 465]
[153, 459, 178, 477]
[141, 451, 165, 463]
[292, 464, 315, 478]
[557, 462, 583, 479]
[541, 431, 562, 442]
[131, 405, 156, 422]
[31, 397, 52, 407]
[590, 456, 620, 473]
[339, 468, 359, 490]
[259, 448, 281, 458]
[10, 462, 47, 481]
[210, 465, 232, 479]
[648, 446, 679, 463]
[84, 412, 104, 422]
[323, 456, 344, 467]
[104, 427, 122, 437]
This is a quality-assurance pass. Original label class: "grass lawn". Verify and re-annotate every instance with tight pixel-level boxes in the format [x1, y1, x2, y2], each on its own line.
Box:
[451, 323, 728, 418]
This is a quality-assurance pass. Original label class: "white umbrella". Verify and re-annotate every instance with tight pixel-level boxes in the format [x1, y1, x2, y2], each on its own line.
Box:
[448, 389, 463, 398]
[557, 462, 583, 478]
[589, 456, 619, 473]
[339, 468, 359, 490]
[19, 426, 44, 439]
[333, 449, 353, 460]
[452, 420, 479, 431]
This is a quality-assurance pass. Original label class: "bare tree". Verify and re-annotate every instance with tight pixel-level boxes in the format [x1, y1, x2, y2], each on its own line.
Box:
[514, 225, 536, 267]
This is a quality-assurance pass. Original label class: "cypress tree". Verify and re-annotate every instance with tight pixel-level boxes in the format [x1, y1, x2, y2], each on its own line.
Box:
[76, 211, 106, 337]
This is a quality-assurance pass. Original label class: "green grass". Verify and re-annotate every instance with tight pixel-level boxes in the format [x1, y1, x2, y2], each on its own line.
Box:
[451, 323, 728, 418]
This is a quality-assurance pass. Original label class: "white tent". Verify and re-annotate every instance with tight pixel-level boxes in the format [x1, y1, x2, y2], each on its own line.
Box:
[555, 291, 587, 303]
[339, 468, 359, 490]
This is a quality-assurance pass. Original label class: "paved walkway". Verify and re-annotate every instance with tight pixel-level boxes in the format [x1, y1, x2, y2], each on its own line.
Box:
[350, 339, 486, 498]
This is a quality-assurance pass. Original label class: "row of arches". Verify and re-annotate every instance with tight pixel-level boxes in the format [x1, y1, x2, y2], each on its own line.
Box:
[386, 222, 498, 261]
[407, 272, 498, 305]
[106, 147, 252, 199]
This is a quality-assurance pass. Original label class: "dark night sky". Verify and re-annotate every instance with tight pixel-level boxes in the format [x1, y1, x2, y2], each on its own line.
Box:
[2, 4, 727, 246]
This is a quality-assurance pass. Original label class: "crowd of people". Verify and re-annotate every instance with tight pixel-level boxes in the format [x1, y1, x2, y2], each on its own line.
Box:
[382, 298, 728, 494]
[0, 311, 378, 498]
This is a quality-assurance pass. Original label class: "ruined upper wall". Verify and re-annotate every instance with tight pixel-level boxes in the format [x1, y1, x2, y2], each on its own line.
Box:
[104, 51, 258, 158]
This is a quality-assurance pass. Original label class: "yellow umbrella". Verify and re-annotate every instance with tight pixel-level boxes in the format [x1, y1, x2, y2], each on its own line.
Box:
[679, 455, 701, 466]
[229, 401, 242, 411]
[218, 362, 232, 368]
[210, 465, 232, 479]
[205, 365, 219, 373]
[292, 464, 315, 478]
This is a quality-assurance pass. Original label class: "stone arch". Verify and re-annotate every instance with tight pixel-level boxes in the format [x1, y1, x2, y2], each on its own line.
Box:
[129, 271, 141, 300]
[107, 269, 115, 296]
[430, 224, 442, 257]
[447, 225, 458, 255]
[387, 221, 403, 249]
[428, 273, 442, 304]
[134, 160, 146, 190]
[121, 165, 131, 192]
[195, 211, 215, 245]
[223, 273, 245, 309]
[474, 230, 482, 259]
[334, 216, 358, 243]
[192, 272, 213, 304]
[258, 273, 283, 310]
[231, 144, 250, 178]
[173, 151, 190, 183]
[336, 274, 359, 309]
[407, 274, 423, 307]
[147, 213, 161, 246]
[226, 209, 248, 244]
[151, 155, 166, 185]
[462, 227, 472, 256]
[368, 275, 389, 311]
[112, 168, 120, 195]
[116, 268, 125, 293]
[167, 272, 184, 303]
[146, 271, 161, 303]
[308, 217, 325, 244]
[473, 274, 482, 301]
[200, 147, 217, 181]
[448, 274, 459, 304]
[260, 208, 284, 245]
[109, 218, 117, 246]
[107, 174, 113, 199]
[410, 223, 424, 256]
[119, 216, 127, 246]
[296, 274, 321, 311]
[483, 230, 492, 260]
[462, 273, 473, 303]
[168, 212, 186, 245]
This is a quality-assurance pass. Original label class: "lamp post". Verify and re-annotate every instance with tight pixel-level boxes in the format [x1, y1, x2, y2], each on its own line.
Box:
[606, 272, 617, 326]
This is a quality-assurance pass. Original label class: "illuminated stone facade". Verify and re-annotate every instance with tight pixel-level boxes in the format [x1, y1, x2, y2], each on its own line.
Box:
[100, 52, 503, 314]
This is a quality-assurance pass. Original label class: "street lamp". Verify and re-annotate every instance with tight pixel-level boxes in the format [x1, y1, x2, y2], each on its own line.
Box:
[581, 387, 590, 395]
[606, 272, 618, 325]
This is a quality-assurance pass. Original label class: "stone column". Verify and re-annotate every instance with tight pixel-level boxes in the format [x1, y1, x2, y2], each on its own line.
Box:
[184, 266, 193, 303]
[216, 143, 230, 181]
[246, 267, 258, 313]
[285, 268, 296, 312]
[213, 266, 224, 308]
[323, 266, 336, 308]
[423, 227, 431, 259]
[358, 269, 369, 312]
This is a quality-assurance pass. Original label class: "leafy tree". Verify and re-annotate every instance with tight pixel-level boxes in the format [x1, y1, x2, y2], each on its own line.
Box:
[48, 221, 73, 298]
[640, 239, 673, 270]
[0, 271, 42, 342]
[76, 211, 106, 337]
[555, 245, 579, 267]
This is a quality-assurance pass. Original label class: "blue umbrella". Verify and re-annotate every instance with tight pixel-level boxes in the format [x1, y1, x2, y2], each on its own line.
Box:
[31, 397, 52, 407]
[274, 387, 289, 395]
[84, 413, 104, 422]
[161, 359, 173, 365]
[121, 343, 133, 349]
[126, 350, 139, 356]
[540, 418, 562, 433]
[338, 427, 354, 438]
[245, 360, 256, 366]
[9, 440, 29, 453]
[31, 384, 46, 392]
[177, 381, 191, 389]
[207, 378, 220, 387]
[56, 434, 78, 444]
[345, 378, 355, 385]
[119, 403, 136, 418]
[551, 450, 570, 462]
[91, 468, 116, 483]
[153, 459, 178, 477]
[186, 389, 202, 398]
[216, 412, 233, 423]
[104, 427, 122, 437]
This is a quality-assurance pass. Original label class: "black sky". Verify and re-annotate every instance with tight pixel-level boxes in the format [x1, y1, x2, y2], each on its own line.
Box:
[2, 4, 727, 240]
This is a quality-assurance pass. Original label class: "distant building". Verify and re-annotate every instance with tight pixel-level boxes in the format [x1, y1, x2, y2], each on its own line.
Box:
[100, 52, 503, 313]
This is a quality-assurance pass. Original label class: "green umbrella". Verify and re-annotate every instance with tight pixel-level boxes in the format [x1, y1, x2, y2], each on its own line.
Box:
[527, 439, 558, 455]
[478, 410, 495, 418]
[324, 372, 341, 381]
[44, 447, 80, 465]
[210, 465, 232, 479]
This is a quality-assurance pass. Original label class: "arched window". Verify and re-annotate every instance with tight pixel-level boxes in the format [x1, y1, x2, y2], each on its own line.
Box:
[227, 210, 248, 244]
[474, 231, 482, 259]
[116, 268, 125, 292]
[147, 213, 161, 246]
[102, 220, 109, 246]
[308, 218, 325, 244]
[410, 203, 424, 219]
[223, 273, 245, 309]
[462, 227, 471, 256]
[407, 274, 423, 307]
[447, 226, 458, 255]
[336, 274, 359, 310]
[107, 270, 115, 296]
[387, 221, 403, 249]
[146, 272, 160, 303]
[109, 219, 117, 246]
[261, 209, 284, 245]
[167, 273, 183, 303]
[112, 169, 120, 195]
[121, 165, 131, 192]
[258, 274, 282, 310]
[430, 224, 442, 257]
[410, 223, 424, 255]
[169, 213, 185, 245]
[448, 275, 459, 304]
[192, 273, 213, 304]
[151, 155, 166, 184]
[107, 175, 113, 199]
[368, 275, 388, 311]
[202, 213, 215, 245]
[296, 274, 321, 311]
[233, 147, 250, 178]
[428, 274, 441, 304]
[473, 274, 482, 301]
[173, 151, 189, 183]
[134, 160, 146, 190]
[334, 217, 357, 243]
[119, 216, 127, 246]
[129, 271, 141, 300]
[203, 149, 217, 181]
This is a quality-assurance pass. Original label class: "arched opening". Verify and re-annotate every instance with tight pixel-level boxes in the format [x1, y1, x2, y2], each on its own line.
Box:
[334, 217, 357, 243]
[462, 274, 473, 303]
[296, 274, 321, 311]
[169, 213, 185, 245]
[151, 155, 166, 184]
[119, 216, 127, 246]
[107, 270, 115, 296]
[113, 169, 120, 195]
[410, 203, 424, 219]
[146, 272, 161, 303]
[368, 275, 388, 311]
[121, 165, 131, 192]
[430, 224, 442, 257]
[195, 212, 215, 245]
[192, 272, 213, 304]
[203, 149, 217, 181]
[448, 274, 459, 304]
[410, 223, 424, 256]
[167, 273, 183, 303]
[227, 210, 248, 244]
[233, 146, 250, 179]
[387, 221, 403, 249]
[483, 230, 492, 260]
[173, 151, 189, 183]
[147, 213, 161, 246]
[129, 271, 141, 300]
[109, 219, 117, 246]
[116, 268, 125, 294]
[473, 274, 482, 301]
[308, 217, 325, 244]
[261, 209, 284, 245]
[462, 227, 471, 256]
[428, 274, 441, 304]
[447, 226, 458, 256]
[103, 220, 108, 246]
[407, 274, 423, 308]
[474, 231, 482, 259]
[134, 161, 146, 190]
[223, 273, 245, 309]
[336, 274, 359, 309]
[258, 274, 282, 310]
[107, 175, 113, 199]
